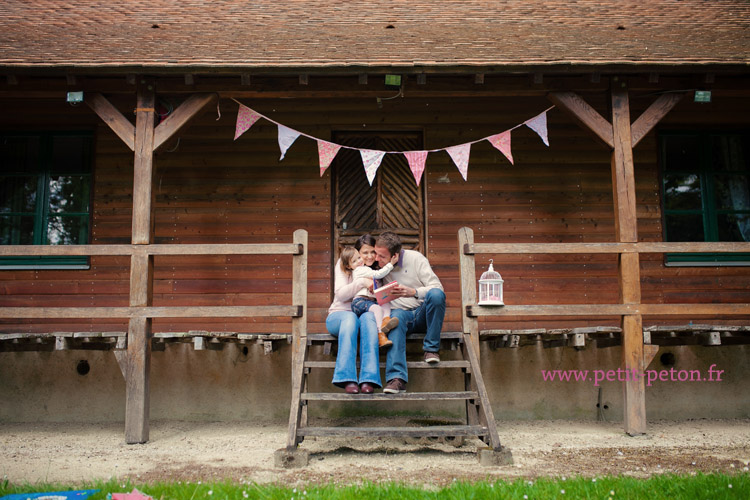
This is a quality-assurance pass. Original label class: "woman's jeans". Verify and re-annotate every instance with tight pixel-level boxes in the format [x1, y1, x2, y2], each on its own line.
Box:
[326, 310, 381, 388]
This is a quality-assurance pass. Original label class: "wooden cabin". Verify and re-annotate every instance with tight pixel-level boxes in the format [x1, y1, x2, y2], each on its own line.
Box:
[1, 1, 749, 443]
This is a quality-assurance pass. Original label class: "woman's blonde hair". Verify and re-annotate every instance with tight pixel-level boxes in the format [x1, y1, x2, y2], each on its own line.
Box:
[339, 246, 359, 276]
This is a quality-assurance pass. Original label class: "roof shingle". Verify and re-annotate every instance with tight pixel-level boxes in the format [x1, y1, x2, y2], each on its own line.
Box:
[0, 0, 748, 71]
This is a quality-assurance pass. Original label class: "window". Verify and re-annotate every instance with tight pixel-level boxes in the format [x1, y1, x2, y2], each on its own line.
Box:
[661, 131, 750, 265]
[0, 132, 93, 268]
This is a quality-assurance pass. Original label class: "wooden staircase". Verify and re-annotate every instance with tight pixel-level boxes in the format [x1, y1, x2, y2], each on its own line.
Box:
[280, 330, 511, 467]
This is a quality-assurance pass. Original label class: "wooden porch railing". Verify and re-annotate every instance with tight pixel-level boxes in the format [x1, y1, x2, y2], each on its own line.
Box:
[458, 226, 750, 435]
[0, 229, 308, 443]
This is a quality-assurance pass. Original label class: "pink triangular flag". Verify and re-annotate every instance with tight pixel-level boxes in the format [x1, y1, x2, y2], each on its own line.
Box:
[112, 489, 153, 500]
[488, 130, 514, 165]
[278, 125, 301, 160]
[404, 151, 428, 186]
[360, 149, 386, 186]
[445, 143, 471, 181]
[525, 111, 549, 146]
[318, 140, 341, 176]
[234, 104, 261, 140]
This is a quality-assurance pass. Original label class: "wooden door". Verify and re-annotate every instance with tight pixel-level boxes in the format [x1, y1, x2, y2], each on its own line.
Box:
[332, 131, 425, 259]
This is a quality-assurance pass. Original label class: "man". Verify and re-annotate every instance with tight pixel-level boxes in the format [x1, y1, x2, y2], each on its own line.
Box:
[373, 231, 446, 394]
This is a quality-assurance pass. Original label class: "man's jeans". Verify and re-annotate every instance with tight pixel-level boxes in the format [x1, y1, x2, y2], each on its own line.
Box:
[326, 310, 381, 388]
[386, 288, 446, 383]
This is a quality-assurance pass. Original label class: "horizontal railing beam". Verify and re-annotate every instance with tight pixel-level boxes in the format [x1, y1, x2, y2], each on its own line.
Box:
[468, 303, 750, 317]
[0, 243, 303, 257]
[464, 241, 750, 255]
[0, 305, 303, 319]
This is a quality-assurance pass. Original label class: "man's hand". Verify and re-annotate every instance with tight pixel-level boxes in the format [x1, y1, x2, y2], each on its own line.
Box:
[391, 284, 417, 298]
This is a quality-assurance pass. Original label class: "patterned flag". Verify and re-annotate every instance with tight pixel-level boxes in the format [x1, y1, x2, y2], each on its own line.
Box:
[404, 151, 429, 186]
[234, 104, 261, 140]
[445, 143, 471, 181]
[488, 130, 514, 165]
[277, 125, 301, 160]
[525, 110, 550, 146]
[1, 491, 99, 500]
[317, 140, 342, 177]
[360, 149, 386, 186]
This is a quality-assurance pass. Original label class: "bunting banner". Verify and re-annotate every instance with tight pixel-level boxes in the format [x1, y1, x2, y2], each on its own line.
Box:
[233, 99, 553, 185]
[525, 110, 550, 146]
[317, 140, 342, 176]
[278, 125, 301, 160]
[445, 143, 471, 181]
[234, 104, 261, 140]
[487, 130, 514, 165]
[360, 149, 386, 186]
[404, 151, 429, 186]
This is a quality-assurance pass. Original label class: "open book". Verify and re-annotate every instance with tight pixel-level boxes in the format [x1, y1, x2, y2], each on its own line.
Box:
[373, 280, 399, 306]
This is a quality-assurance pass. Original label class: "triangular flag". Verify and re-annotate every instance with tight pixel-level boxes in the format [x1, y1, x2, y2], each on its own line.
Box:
[111, 489, 153, 500]
[488, 130, 514, 165]
[525, 111, 549, 146]
[278, 125, 301, 160]
[404, 151, 429, 186]
[445, 143, 471, 181]
[360, 149, 386, 186]
[317, 140, 341, 176]
[234, 104, 261, 140]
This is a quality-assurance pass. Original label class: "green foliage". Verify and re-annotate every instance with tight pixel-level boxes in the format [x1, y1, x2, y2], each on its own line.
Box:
[0, 473, 748, 500]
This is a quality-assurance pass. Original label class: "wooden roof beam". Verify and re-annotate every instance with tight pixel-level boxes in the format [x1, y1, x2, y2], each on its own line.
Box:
[630, 92, 686, 147]
[548, 91, 614, 148]
[153, 92, 218, 150]
[84, 92, 135, 151]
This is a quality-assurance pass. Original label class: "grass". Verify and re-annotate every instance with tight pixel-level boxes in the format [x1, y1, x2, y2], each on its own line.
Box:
[2, 474, 749, 500]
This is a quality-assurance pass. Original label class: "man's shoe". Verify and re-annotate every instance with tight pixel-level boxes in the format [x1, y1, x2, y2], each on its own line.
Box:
[344, 382, 360, 394]
[378, 331, 393, 349]
[424, 351, 440, 364]
[383, 378, 407, 394]
[359, 382, 375, 394]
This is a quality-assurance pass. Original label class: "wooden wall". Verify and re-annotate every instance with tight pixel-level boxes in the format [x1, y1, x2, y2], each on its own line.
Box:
[1, 89, 749, 334]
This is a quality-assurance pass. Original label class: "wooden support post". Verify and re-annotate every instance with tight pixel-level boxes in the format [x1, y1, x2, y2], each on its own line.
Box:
[611, 83, 646, 436]
[550, 84, 687, 436]
[458, 227, 481, 360]
[125, 79, 156, 444]
[286, 229, 308, 449]
[132, 80, 156, 245]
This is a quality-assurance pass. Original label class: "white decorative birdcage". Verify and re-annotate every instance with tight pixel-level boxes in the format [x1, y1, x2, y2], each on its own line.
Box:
[478, 259, 504, 306]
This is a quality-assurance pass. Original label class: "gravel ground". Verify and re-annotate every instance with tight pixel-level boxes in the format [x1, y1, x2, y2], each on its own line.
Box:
[1, 418, 749, 487]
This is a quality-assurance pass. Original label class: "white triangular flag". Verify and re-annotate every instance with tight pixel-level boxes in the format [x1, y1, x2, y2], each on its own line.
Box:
[404, 151, 428, 186]
[445, 143, 471, 181]
[317, 140, 342, 177]
[277, 125, 301, 161]
[360, 149, 386, 186]
[234, 104, 261, 140]
[487, 130, 514, 165]
[525, 111, 549, 146]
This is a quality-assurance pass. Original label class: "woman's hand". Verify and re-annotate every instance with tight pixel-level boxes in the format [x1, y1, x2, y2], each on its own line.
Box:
[389, 253, 399, 266]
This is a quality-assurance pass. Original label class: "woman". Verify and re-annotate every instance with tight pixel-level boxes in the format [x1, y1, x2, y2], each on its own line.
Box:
[326, 234, 381, 394]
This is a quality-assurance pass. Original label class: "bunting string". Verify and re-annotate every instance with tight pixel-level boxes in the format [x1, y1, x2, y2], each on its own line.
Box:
[232, 97, 553, 184]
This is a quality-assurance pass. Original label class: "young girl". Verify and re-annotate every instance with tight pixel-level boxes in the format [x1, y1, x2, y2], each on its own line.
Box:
[340, 246, 399, 349]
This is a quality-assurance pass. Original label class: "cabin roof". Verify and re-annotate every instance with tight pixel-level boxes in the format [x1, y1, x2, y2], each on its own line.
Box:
[0, 0, 748, 74]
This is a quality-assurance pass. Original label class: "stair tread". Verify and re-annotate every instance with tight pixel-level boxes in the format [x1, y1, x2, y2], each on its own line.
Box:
[302, 391, 478, 401]
[304, 360, 470, 369]
[298, 424, 487, 437]
[307, 332, 464, 342]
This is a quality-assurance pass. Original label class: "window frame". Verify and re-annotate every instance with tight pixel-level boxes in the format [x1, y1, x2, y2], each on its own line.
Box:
[0, 130, 94, 269]
[659, 129, 750, 266]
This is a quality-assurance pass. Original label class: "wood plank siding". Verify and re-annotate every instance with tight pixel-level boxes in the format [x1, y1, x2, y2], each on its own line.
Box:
[1, 90, 749, 335]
